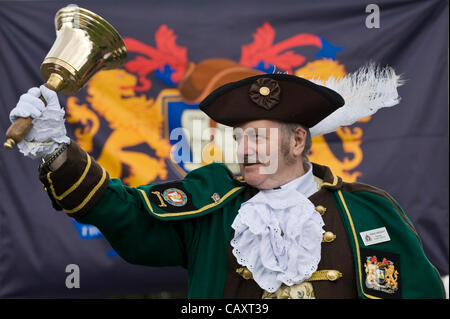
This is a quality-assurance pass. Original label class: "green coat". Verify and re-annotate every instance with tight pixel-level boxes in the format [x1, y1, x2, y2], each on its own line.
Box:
[40, 142, 445, 299]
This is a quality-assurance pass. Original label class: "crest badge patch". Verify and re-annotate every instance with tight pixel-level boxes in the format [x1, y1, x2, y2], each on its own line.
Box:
[211, 192, 221, 203]
[163, 188, 188, 207]
[360, 248, 401, 298]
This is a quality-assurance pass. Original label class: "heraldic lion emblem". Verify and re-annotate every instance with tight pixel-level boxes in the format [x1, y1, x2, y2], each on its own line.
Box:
[65, 69, 171, 187]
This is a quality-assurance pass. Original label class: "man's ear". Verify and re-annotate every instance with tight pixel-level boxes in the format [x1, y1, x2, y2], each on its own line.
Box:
[292, 126, 307, 157]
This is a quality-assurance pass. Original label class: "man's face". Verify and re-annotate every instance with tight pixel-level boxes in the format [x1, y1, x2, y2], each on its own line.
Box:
[233, 120, 302, 190]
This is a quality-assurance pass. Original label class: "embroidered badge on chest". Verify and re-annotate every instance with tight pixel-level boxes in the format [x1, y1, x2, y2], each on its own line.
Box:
[360, 248, 401, 298]
[211, 192, 221, 203]
[163, 188, 188, 207]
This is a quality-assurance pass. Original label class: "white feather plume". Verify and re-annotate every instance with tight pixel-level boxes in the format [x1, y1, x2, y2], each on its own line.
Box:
[309, 63, 404, 137]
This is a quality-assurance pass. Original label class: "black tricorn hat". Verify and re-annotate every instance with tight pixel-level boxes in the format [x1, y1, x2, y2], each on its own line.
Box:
[199, 73, 345, 128]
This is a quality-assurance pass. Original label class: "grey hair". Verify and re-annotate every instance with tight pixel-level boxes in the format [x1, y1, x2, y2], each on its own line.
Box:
[278, 121, 312, 168]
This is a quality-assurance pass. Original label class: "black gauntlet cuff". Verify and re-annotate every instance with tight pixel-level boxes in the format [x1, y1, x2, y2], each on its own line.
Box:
[39, 140, 110, 217]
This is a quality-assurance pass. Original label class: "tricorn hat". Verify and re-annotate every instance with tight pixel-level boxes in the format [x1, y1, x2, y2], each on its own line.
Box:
[198, 73, 345, 128]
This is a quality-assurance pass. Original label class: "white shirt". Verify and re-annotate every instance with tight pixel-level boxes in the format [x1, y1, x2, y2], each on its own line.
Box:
[230, 163, 325, 293]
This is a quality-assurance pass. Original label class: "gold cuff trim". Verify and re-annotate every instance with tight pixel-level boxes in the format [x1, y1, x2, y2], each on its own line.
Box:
[305, 270, 343, 282]
[47, 152, 92, 201]
[138, 186, 244, 218]
[64, 166, 107, 214]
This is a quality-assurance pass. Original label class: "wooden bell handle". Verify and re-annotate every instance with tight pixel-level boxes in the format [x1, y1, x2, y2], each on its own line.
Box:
[4, 117, 35, 149]
[4, 75, 62, 150]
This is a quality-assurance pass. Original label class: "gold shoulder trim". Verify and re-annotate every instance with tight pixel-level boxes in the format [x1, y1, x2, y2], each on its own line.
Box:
[139, 186, 244, 218]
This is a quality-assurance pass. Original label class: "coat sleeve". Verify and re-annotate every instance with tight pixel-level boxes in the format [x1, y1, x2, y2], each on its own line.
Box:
[76, 179, 196, 268]
[38, 140, 196, 267]
[38, 140, 245, 268]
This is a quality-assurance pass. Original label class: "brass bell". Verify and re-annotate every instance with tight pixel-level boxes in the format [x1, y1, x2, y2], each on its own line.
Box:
[41, 5, 127, 95]
[4, 5, 127, 149]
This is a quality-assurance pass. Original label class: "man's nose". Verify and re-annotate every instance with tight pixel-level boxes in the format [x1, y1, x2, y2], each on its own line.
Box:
[236, 136, 256, 161]
[236, 138, 245, 161]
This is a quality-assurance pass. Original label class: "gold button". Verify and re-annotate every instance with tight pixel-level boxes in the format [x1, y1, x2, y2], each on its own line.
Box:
[242, 269, 253, 280]
[326, 270, 340, 281]
[323, 231, 336, 243]
[259, 86, 270, 96]
[315, 205, 327, 215]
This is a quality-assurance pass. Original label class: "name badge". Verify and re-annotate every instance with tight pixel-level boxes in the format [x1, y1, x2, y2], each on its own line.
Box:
[360, 227, 391, 246]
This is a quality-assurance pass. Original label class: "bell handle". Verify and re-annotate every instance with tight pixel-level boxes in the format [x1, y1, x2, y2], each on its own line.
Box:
[4, 74, 63, 150]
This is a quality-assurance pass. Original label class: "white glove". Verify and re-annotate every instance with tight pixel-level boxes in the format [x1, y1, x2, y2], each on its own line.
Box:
[9, 85, 70, 159]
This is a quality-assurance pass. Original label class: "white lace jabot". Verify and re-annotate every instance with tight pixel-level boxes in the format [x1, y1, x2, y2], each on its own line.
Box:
[231, 163, 325, 293]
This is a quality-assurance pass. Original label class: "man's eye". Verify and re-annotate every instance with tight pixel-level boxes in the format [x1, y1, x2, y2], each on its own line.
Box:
[248, 134, 265, 143]
[256, 135, 266, 143]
